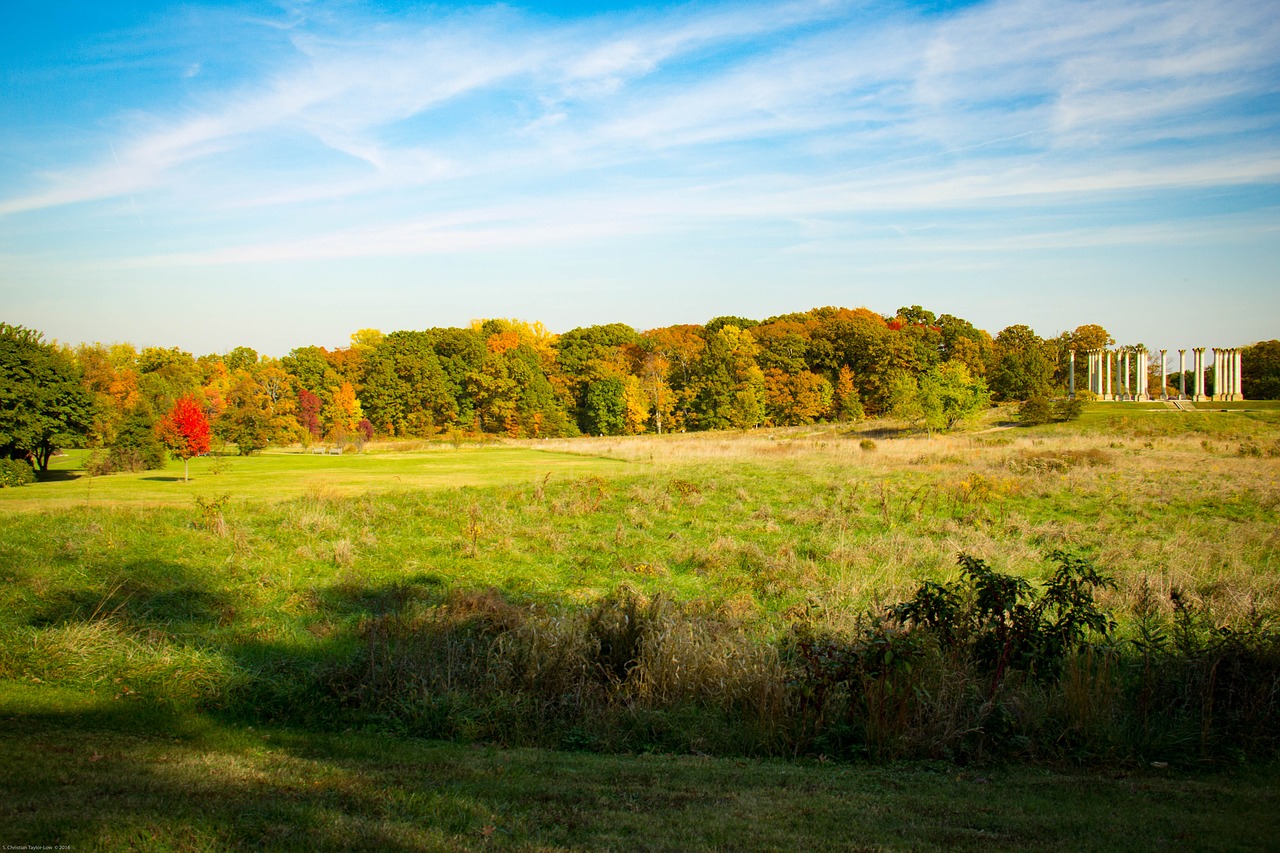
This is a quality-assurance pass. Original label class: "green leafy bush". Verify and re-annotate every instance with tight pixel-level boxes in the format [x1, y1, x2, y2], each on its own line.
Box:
[0, 457, 35, 487]
[1017, 396, 1053, 426]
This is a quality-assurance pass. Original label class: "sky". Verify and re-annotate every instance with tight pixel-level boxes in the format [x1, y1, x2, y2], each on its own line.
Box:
[2, 0, 1278, 357]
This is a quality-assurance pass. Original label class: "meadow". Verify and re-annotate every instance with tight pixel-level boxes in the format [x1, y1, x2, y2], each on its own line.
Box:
[2, 402, 1279, 850]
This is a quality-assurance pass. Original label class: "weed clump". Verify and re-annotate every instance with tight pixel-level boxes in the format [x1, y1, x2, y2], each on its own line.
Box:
[1008, 448, 1112, 474]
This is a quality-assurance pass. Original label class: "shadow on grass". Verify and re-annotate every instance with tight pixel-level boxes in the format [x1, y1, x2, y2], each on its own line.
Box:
[34, 470, 80, 483]
[140, 476, 185, 482]
[0, 701, 475, 851]
[27, 559, 234, 630]
[850, 425, 914, 439]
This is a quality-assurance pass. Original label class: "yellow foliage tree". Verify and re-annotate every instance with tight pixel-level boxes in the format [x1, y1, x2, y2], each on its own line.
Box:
[324, 381, 364, 437]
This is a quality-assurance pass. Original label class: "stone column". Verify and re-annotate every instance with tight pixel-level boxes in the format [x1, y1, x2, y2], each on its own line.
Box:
[1139, 349, 1148, 400]
[1193, 348, 1205, 401]
[1236, 349, 1245, 399]
[1069, 350, 1075, 398]
[1159, 349, 1167, 400]
[1104, 349, 1112, 400]
[1179, 349, 1186, 398]
[1213, 349, 1223, 400]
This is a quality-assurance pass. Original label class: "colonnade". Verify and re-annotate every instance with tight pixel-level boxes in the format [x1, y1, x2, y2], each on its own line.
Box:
[1212, 348, 1244, 401]
[1084, 347, 1150, 400]
[1080, 346, 1245, 401]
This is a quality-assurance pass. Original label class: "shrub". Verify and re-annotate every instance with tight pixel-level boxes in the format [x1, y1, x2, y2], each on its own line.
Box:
[1052, 398, 1085, 422]
[85, 408, 167, 475]
[0, 457, 35, 487]
[859, 438, 877, 452]
[1018, 396, 1053, 426]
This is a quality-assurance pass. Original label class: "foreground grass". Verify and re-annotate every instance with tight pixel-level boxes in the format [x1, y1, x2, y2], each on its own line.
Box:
[3, 685, 1277, 852]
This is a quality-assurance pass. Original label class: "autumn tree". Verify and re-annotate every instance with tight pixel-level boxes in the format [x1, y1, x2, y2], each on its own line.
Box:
[297, 388, 323, 442]
[323, 382, 364, 439]
[763, 368, 832, 426]
[0, 324, 95, 471]
[72, 342, 141, 446]
[831, 366, 864, 421]
[643, 324, 705, 431]
[638, 350, 674, 434]
[224, 346, 259, 373]
[1047, 324, 1112, 391]
[937, 314, 992, 377]
[216, 367, 300, 454]
[156, 396, 210, 481]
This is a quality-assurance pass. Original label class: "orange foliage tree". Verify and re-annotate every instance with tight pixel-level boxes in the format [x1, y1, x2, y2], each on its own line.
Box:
[156, 396, 211, 482]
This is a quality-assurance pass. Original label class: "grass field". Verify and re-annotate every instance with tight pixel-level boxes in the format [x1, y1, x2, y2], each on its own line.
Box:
[2, 403, 1279, 849]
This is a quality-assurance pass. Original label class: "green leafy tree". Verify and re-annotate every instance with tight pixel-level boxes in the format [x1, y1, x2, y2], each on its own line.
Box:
[1243, 340, 1280, 399]
[136, 346, 202, 414]
[932, 362, 990, 429]
[1018, 396, 1053, 426]
[0, 323, 95, 471]
[104, 405, 166, 471]
[690, 325, 766, 430]
[359, 331, 456, 436]
[937, 314, 992, 376]
[583, 377, 627, 435]
[554, 324, 640, 433]
[990, 325, 1053, 401]
[421, 327, 488, 427]
[224, 346, 259, 373]
[889, 363, 989, 436]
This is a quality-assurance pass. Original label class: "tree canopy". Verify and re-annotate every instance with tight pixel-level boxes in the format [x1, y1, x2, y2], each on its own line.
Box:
[10, 305, 1190, 465]
[0, 323, 95, 471]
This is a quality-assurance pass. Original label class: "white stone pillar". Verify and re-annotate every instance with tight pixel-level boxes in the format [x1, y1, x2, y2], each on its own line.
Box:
[1193, 348, 1205, 401]
[1236, 349, 1244, 399]
[1069, 350, 1075, 398]
[1139, 350, 1148, 400]
[1159, 349, 1167, 400]
[1179, 349, 1186, 398]
[1105, 349, 1112, 400]
[1214, 349, 1223, 400]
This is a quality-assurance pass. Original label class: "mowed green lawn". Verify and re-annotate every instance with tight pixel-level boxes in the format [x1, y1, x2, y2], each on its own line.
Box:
[0, 445, 628, 511]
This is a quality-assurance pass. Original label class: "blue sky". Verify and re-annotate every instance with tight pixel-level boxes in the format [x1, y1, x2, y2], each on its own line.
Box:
[2, 0, 1278, 357]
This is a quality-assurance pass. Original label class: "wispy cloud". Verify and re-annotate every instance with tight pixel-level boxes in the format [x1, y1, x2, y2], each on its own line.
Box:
[2, 0, 1278, 280]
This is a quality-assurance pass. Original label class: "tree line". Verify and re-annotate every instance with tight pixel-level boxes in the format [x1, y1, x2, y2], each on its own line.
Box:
[3, 310, 1277, 474]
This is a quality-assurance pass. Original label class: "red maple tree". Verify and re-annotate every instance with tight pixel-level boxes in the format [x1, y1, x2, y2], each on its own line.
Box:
[156, 396, 211, 482]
